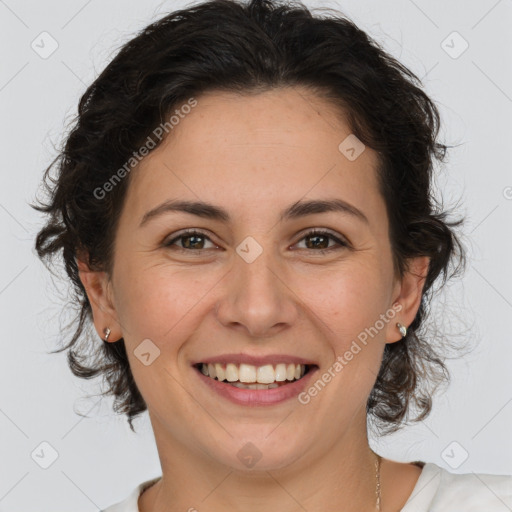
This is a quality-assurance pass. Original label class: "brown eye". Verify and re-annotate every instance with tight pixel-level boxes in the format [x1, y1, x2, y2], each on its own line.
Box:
[164, 230, 217, 250]
[295, 229, 348, 252]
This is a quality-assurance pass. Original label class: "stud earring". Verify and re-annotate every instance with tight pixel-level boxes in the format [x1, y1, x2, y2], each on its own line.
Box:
[396, 323, 407, 338]
[103, 327, 111, 342]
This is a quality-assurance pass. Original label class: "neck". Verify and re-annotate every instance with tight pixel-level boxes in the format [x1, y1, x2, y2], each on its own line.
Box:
[141, 408, 379, 512]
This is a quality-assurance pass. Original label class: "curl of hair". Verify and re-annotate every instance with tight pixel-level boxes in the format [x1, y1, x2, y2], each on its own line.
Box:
[33, 0, 466, 434]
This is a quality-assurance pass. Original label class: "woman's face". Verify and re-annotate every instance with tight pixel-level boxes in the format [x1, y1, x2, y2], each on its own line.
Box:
[83, 87, 427, 471]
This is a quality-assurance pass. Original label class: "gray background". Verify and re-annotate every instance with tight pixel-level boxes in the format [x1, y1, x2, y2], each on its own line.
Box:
[0, 0, 511, 509]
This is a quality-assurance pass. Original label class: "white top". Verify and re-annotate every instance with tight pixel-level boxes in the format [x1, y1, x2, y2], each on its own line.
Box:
[101, 462, 512, 511]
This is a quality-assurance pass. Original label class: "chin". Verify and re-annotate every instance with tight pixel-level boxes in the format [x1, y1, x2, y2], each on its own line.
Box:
[210, 434, 308, 472]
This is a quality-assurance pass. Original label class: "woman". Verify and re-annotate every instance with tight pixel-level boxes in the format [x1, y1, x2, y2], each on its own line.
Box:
[33, 0, 512, 510]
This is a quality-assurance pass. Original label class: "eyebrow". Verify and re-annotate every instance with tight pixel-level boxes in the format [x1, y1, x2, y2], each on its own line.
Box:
[139, 197, 369, 227]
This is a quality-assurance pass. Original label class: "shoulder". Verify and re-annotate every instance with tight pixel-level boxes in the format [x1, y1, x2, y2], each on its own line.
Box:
[101, 476, 162, 512]
[402, 462, 512, 511]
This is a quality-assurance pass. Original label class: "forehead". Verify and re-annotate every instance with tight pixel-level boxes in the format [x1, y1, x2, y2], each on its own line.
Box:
[124, 87, 384, 227]
[170, 87, 355, 156]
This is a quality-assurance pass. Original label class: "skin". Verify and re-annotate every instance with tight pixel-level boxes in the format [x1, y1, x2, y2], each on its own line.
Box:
[78, 87, 429, 512]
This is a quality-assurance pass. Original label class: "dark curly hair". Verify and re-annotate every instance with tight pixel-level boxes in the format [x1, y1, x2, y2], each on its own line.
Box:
[33, 0, 467, 435]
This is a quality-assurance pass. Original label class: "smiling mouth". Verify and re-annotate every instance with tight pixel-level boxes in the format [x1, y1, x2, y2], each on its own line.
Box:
[193, 363, 316, 389]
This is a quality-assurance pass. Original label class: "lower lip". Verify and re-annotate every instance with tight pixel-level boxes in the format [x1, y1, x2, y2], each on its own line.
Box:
[193, 365, 319, 406]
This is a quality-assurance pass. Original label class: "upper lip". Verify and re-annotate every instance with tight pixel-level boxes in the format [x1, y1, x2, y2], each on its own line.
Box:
[192, 353, 318, 367]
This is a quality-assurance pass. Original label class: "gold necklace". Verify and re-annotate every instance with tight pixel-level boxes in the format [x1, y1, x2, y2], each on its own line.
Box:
[375, 453, 382, 511]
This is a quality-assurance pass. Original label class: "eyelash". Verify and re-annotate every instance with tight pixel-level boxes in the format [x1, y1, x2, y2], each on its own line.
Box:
[163, 228, 349, 254]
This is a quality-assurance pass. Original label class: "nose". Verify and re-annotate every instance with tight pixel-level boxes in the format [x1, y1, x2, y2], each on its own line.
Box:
[214, 247, 299, 338]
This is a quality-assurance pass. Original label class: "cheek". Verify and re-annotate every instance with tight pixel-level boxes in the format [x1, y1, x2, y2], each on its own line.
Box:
[300, 266, 390, 407]
[299, 261, 390, 342]
[113, 262, 215, 343]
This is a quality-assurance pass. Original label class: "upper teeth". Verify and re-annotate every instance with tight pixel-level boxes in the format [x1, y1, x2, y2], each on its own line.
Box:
[200, 363, 306, 383]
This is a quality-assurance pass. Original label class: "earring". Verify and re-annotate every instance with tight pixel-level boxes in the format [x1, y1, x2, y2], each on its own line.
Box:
[396, 323, 407, 338]
[103, 327, 111, 342]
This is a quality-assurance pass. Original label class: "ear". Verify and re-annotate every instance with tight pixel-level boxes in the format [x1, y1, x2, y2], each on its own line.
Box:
[76, 255, 122, 343]
[386, 256, 430, 344]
